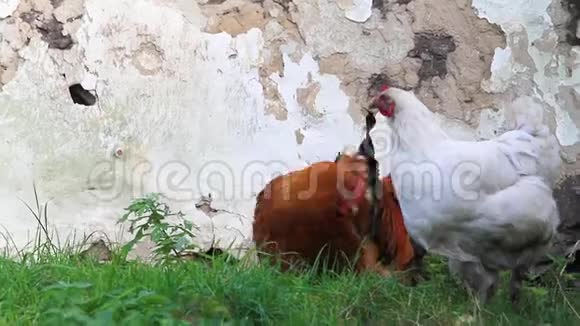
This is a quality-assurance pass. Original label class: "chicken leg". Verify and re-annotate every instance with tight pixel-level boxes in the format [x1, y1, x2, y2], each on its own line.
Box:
[509, 266, 528, 305]
[448, 259, 499, 304]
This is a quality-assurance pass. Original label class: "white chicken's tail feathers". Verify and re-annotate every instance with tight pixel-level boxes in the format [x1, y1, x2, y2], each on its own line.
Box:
[499, 96, 563, 187]
[506, 96, 550, 137]
[475, 175, 560, 248]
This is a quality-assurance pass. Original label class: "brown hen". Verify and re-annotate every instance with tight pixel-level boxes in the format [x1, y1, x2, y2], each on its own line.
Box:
[252, 153, 418, 278]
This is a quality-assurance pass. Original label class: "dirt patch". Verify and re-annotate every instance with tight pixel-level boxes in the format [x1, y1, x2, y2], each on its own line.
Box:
[203, 3, 268, 36]
[261, 77, 288, 121]
[296, 76, 322, 118]
[37, 15, 73, 49]
[409, 32, 457, 82]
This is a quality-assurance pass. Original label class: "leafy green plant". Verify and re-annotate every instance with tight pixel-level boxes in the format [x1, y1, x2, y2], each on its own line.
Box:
[118, 193, 199, 264]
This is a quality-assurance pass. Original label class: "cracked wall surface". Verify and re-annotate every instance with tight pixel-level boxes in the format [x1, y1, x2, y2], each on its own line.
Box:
[0, 0, 579, 258]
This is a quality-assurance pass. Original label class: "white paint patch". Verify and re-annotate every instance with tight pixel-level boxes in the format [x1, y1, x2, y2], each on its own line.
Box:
[474, 0, 580, 146]
[482, 47, 514, 93]
[528, 48, 580, 146]
[554, 106, 580, 146]
[481, 45, 534, 94]
[472, 0, 552, 41]
[293, 0, 414, 72]
[0, 0, 19, 19]
[477, 108, 506, 140]
[270, 51, 364, 164]
[0, 0, 368, 255]
[337, 0, 372, 23]
[81, 73, 98, 91]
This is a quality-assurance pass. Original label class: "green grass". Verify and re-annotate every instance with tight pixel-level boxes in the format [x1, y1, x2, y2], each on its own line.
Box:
[0, 252, 577, 325]
[1, 190, 577, 325]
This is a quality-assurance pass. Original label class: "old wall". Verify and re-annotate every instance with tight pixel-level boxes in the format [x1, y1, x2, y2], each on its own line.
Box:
[0, 0, 578, 257]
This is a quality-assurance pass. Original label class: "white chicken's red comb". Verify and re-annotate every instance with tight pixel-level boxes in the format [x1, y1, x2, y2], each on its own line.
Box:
[380, 85, 389, 92]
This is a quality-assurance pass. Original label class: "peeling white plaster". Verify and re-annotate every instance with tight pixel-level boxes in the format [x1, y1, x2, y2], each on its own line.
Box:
[476, 108, 506, 139]
[0, 0, 366, 256]
[472, 0, 552, 41]
[553, 106, 580, 146]
[481, 47, 527, 94]
[270, 51, 363, 163]
[293, 0, 414, 72]
[81, 73, 98, 91]
[337, 0, 372, 23]
[474, 0, 580, 147]
[0, 0, 19, 19]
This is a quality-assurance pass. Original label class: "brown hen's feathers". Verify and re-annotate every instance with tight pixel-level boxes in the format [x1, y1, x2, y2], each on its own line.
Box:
[380, 176, 415, 270]
[253, 159, 361, 271]
[252, 155, 416, 274]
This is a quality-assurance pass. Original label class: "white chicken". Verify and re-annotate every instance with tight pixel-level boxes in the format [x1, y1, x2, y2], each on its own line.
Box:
[367, 86, 562, 304]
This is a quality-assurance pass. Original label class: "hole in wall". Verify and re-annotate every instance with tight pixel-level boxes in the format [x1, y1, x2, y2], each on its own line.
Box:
[69, 83, 96, 106]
